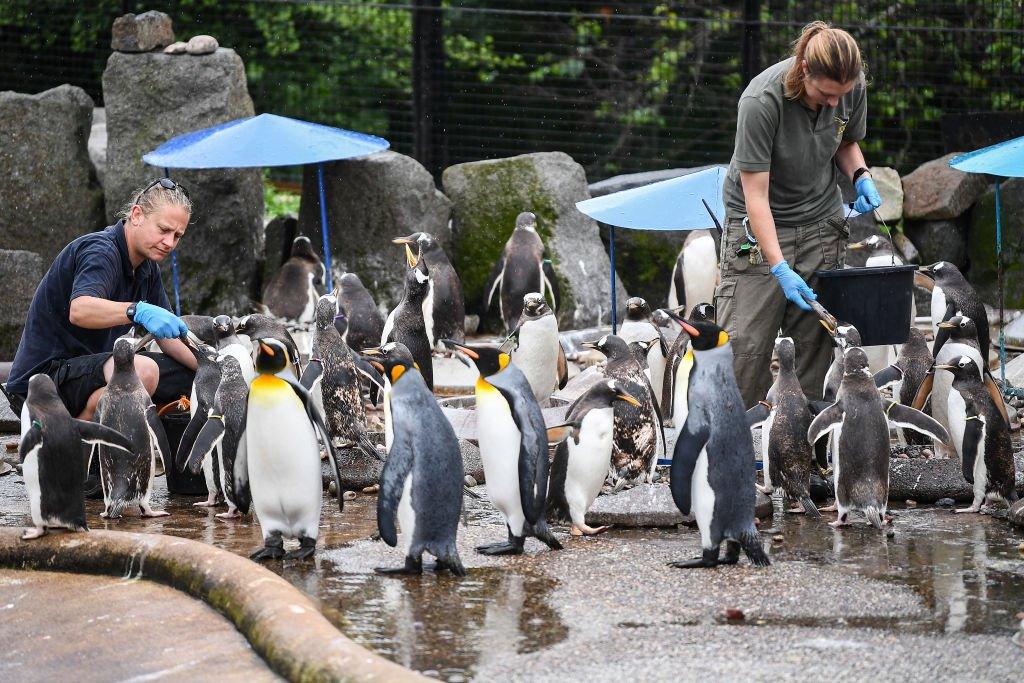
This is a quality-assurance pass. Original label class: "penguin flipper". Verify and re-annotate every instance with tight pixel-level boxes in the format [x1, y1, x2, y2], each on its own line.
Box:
[542, 259, 561, 311]
[300, 359, 324, 391]
[670, 419, 708, 516]
[354, 359, 385, 406]
[186, 416, 225, 475]
[556, 341, 569, 390]
[931, 303, 958, 357]
[145, 405, 173, 469]
[285, 378, 344, 509]
[642, 374, 668, 456]
[911, 371, 934, 410]
[545, 440, 571, 523]
[490, 375, 549, 525]
[18, 421, 41, 463]
[746, 402, 771, 428]
[483, 255, 505, 311]
[233, 430, 251, 515]
[960, 411, 983, 485]
[874, 365, 903, 390]
[807, 403, 843, 446]
[883, 400, 951, 445]
[377, 423, 414, 547]
[982, 371, 1011, 424]
[175, 410, 208, 473]
[73, 419, 133, 454]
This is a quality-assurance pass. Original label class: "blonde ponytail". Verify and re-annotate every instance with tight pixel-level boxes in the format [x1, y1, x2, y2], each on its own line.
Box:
[784, 21, 863, 100]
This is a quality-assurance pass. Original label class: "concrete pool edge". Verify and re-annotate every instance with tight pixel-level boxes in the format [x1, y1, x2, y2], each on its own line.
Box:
[0, 527, 424, 683]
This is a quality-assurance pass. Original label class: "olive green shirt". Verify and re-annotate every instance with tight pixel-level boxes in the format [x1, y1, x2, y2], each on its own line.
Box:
[722, 57, 866, 227]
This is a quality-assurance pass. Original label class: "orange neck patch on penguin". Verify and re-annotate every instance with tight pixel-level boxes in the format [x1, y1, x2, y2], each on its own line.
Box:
[391, 365, 407, 383]
[717, 331, 729, 347]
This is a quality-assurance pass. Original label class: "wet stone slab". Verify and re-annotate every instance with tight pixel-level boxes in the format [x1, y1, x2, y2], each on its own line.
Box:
[586, 483, 772, 528]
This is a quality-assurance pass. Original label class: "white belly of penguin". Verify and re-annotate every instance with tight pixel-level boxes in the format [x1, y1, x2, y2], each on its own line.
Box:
[671, 353, 693, 427]
[246, 395, 323, 538]
[565, 408, 614, 523]
[397, 474, 416, 553]
[761, 409, 775, 490]
[691, 448, 715, 549]
[510, 318, 559, 403]
[934, 342, 982, 434]
[22, 444, 43, 528]
[476, 385, 526, 535]
[683, 234, 719, 312]
[421, 281, 436, 349]
[930, 286, 947, 336]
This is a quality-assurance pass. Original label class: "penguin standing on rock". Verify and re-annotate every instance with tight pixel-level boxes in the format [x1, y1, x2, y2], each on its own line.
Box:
[546, 379, 642, 536]
[935, 356, 1018, 513]
[668, 318, 769, 568]
[336, 273, 385, 354]
[382, 253, 434, 390]
[393, 232, 466, 348]
[366, 351, 466, 575]
[443, 340, 562, 555]
[19, 374, 134, 539]
[484, 211, 561, 332]
[809, 347, 950, 528]
[619, 297, 669, 410]
[507, 293, 567, 405]
[667, 230, 719, 318]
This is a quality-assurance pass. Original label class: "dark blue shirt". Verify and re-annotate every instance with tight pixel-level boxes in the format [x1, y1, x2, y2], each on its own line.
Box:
[7, 221, 170, 395]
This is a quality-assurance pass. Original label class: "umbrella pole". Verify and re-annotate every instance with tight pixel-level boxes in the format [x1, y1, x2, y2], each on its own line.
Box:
[996, 179, 1005, 387]
[610, 225, 617, 334]
[317, 163, 334, 292]
[164, 167, 181, 315]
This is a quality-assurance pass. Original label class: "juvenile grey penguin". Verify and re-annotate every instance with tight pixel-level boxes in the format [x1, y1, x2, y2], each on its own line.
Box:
[546, 379, 641, 536]
[336, 272, 385, 354]
[746, 337, 819, 516]
[18, 374, 133, 539]
[822, 323, 862, 403]
[619, 297, 669, 410]
[443, 340, 562, 555]
[873, 327, 933, 445]
[367, 351, 466, 575]
[185, 354, 251, 518]
[263, 235, 325, 322]
[176, 336, 223, 507]
[95, 338, 173, 519]
[669, 318, 769, 568]
[483, 211, 561, 332]
[935, 355, 1018, 513]
[382, 255, 434, 390]
[809, 347, 950, 528]
[393, 232, 466, 348]
[507, 292, 567, 406]
[667, 229, 718, 320]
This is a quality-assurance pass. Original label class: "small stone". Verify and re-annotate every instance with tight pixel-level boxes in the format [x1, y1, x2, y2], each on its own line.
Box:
[723, 608, 745, 621]
[464, 475, 477, 487]
[186, 35, 219, 55]
[1018, 542, 1024, 553]
[5, 442, 16, 452]
[921, 449, 933, 459]
[897, 453, 910, 459]
[343, 490, 357, 501]
[164, 41, 188, 54]
[361, 484, 379, 494]
[936, 497, 956, 508]
[762, 527, 779, 535]
[111, 11, 174, 52]
[327, 481, 337, 496]
[772, 534, 784, 543]
[886, 528, 896, 539]
[906, 499, 918, 507]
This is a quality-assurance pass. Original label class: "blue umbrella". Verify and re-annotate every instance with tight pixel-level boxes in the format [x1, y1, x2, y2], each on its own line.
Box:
[142, 113, 390, 310]
[950, 136, 1024, 389]
[576, 166, 726, 331]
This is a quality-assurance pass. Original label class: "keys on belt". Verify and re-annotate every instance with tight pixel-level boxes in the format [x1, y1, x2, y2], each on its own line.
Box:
[734, 216, 763, 267]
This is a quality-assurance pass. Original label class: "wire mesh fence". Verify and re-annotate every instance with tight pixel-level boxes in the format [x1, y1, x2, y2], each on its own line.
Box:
[2, 1, 1023, 180]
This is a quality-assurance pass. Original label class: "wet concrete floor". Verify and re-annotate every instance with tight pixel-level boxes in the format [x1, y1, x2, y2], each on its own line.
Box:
[0, 446, 1022, 681]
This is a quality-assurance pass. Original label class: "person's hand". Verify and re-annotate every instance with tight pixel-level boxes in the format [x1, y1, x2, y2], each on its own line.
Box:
[133, 302, 188, 339]
[853, 176, 882, 214]
[770, 261, 816, 312]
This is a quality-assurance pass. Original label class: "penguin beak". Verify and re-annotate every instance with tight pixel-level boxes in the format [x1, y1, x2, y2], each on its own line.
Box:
[917, 264, 935, 277]
[818, 319, 837, 336]
[259, 342, 275, 357]
[616, 391, 642, 407]
[679, 321, 700, 337]
[361, 347, 383, 356]
[404, 244, 419, 268]
[366, 359, 384, 373]
[934, 364, 954, 371]
[937, 321, 957, 329]
[580, 340, 599, 350]
[441, 339, 479, 360]
[392, 235, 415, 246]
[663, 309, 686, 326]
[132, 333, 155, 354]
[847, 239, 868, 251]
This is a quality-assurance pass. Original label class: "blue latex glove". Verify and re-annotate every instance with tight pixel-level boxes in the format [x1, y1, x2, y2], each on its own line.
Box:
[853, 176, 882, 214]
[770, 261, 816, 312]
[133, 302, 188, 339]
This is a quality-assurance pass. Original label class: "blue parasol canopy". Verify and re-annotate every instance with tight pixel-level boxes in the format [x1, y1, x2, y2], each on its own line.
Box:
[576, 166, 726, 331]
[949, 134, 1024, 390]
[143, 114, 390, 308]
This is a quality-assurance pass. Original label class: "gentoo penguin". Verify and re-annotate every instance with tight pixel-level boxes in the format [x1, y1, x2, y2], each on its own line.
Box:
[263, 235, 325, 322]
[667, 229, 719, 317]
[442, 340, 562, 555]
[873, 327, 933, 445]
[919, 262, 990, 363]
[94, 338, 172, 519]
[809, 347, 949, 528]
[213, 314, 256, 383]
[662, 302, 715, 426]
[821, 322, 862, 403]
[336, 272, 385, 354]
[935, 355, 1018, 513]
[393, 232, 465, 349]
[382, 255, 434, 390]
[507, 292, 568, 406]
[366, 351, 466, 575]
[244, 338, 343, 561]
[236, 314, 300, 379]
[181, 314, 218, 347]
[668, 318, 769, 568]
[618, 297, 669, 410]
[579, 335, 662, 486]
[848, 234, 910, 372]
[746, 337, 820, 516]
[18, 374, 133, 539]
[484, 211, 561, 332]
[301, 292, 373, 456]
[176, 336, 223, 507]
[334, 308, 385, 406]
[546, 379, 641, 536]
[185, 354, 251, 518]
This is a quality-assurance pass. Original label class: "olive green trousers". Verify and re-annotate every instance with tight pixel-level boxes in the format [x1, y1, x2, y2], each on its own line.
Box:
[715, 211, 847, 408]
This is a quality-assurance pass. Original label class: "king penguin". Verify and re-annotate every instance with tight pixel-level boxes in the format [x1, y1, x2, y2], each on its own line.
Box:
[809, 347, 949, 528]
[662, 302, 715, 427]
[667, 229, 719, 318]
[393, 232, 466, 349]
[618, 297, 669, 411]
[236, 314, 301, 379]
[366, 350, 466, 575]
[94, 338, 173, 519]
[336, 272, 385, 354]
[668, 318, 769, 568]
[546, 379, 641, 536]
[263, 235, 325, 323]
[244, 338, 343, 561]
[507, 292, 568, 406]
[382, 252, 434, 390]
[935, 355, 1018, 513]
[443, 340, 562, 555]
[18, 374, 133, 539]
[484, 211, 561, 332]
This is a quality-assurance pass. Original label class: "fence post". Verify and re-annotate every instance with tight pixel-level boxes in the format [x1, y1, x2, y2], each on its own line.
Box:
[741, 0, 762, 86]
[412, 0, 447, 177]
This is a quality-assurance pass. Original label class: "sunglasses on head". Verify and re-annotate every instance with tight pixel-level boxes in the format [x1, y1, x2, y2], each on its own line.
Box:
[136, 177, 190, 204]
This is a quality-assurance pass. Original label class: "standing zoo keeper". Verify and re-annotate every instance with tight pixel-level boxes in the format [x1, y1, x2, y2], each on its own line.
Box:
[718, 21, 883, 407]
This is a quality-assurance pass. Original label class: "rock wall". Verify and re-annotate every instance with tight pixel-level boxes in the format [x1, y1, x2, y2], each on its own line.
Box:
[0, 250, 44, 360]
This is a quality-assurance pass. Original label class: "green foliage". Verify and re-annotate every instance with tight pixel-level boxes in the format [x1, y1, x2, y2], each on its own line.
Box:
[263, 177, 300, 219]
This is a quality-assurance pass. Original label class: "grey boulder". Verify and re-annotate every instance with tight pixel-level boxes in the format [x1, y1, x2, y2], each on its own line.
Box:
[902, 153, 989, 220]
[0, 250, 44, 360]
[111, 11, 175, 52]
[904, 217, 968, 269]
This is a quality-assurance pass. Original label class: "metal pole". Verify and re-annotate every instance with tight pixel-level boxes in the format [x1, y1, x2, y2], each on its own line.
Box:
[741, 0, 762, 86]
[164, 167, 181, 315]
[317, 162, 334, 292]
[610, 225, 617, 334]
[996, 179, 1005, 386]
[412, 0, 446, 177]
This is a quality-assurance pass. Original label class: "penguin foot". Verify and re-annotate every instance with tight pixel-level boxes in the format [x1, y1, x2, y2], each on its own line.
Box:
[215, 509, 242, 519]
[435, 556, 467, 577]
[668, 549, 719, 569]
[250, 542, 285, 561]
[570, 523, 611, 536]
[828, 518, 852, 528]
[283, 537, 317, 561]
[140, 506, 170, 518]
[193, 497, 219, 507]
[784, 504, 806, 514]
[954, 505, 982, 514]
[818, 503, 838, 512]
[21, 527, 46, 540]
[375, 556, 423, 576]
[719, 541, 741, 565]
[475, 541, 524, 556]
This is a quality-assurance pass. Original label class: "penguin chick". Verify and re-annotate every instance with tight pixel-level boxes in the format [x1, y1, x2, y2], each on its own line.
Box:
[483, 211, 560, 332]
[382, 254, 434, 390]
[508, 292, 567, 406]
[393, 232, 465, 349]
[263, 235, 325, 323]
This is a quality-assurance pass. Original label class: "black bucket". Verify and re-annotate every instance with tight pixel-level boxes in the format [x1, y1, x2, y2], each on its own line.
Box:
[160, 411, 208, 496]
[815, 264, 918, 346]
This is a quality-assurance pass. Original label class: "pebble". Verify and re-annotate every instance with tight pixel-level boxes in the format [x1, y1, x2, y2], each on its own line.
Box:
[186, 34, 219, 55]
[886, 528, 896, 539]
[5, 443, 16, 452]
[761, 527, 779, 534]
[722, 608, 745, 621]
[327, 481, 337, 496]
[163, 41, 188, 54]
[1018, 542, 1024, 553]
[906, 500, 918, 507]
[464, 475, 477, 487]
[343, 490, 357, 501]
[936, 498, 955, 508]
[772, 534, 784, 543]
[921, 449, 933, 459]
[361, 484, 379, 494]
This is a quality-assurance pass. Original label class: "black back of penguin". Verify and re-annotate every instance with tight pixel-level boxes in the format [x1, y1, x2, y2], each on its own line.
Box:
[389, 260, 434, 389]
[337, 273, 385, 353]
[400, 232, 466, 344]
[927, 262, 989, 361]
[497, 213, 546, 331]
[263, 236, 325, 321]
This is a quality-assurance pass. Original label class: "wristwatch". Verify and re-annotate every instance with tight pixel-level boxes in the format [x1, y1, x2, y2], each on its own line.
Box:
[126, 302, 138, 322]
[852, 166, 871, 182]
